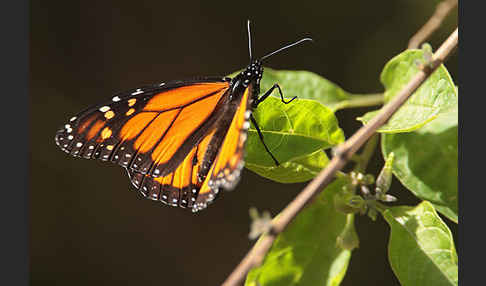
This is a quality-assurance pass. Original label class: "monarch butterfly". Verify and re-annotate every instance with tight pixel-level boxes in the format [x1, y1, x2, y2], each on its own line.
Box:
[55, 21, 312, 212]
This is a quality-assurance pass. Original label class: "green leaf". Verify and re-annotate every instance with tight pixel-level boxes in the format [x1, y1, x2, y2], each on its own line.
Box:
[358, 49, 457, 133]
[258, 68, 352, 111]
[245, 177, 354, 286]
[245, 149, 329, 183]
[245, 96, 345, 182]
[381, 103, 458, 222]
[383, 201, 458, 286]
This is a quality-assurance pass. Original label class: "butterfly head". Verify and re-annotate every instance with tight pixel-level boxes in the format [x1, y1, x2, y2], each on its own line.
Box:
[230, 21, 312, 98]
[240, 60, 264, 88]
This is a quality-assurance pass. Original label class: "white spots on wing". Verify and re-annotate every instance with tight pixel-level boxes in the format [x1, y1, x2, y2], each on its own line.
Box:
[159, 83, 165, 86]
[125, 153, 131, 158]
[132, 178, 140, 186]
[192, 202, 208, 212]
[64, 124, 73, 133]
[131, 89, 143, 96]
[112, 96, 121, 102]
[154, 169, 160, 175]
[67, 135, 74, 140]
[70, 116, 77, 122]
[106, 145, 114, 150]
[88, 145, 94, 150]
[244, 110, 251, 119]
[99, 106, 110, 112]
[242, 121, 250, 130]
[75, 142, 83, 148]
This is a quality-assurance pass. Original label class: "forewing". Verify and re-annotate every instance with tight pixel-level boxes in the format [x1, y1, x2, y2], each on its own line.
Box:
[55, 79, 230, 178]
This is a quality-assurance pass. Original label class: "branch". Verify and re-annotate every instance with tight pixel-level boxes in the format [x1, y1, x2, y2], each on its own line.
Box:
[408, 0, 457, 49]
[221, 27, 458, 286]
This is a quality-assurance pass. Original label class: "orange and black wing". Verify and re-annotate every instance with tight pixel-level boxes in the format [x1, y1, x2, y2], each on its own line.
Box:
[127, 85, 254, 212]
[55, 78, 231, 178]
[126, 127, 219, 208]
[195, 85, 253, 211]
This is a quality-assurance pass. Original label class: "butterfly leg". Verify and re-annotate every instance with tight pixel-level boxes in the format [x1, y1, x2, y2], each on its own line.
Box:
[250, 114, 280, 166]
[253, 83, 297, 107]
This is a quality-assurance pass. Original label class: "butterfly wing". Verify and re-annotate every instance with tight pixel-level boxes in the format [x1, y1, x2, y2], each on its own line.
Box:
[126, 127, 218, 208]
[195, 86, 253, 211]
[127, 85, 254, 212]
[55, 78, 231, 178]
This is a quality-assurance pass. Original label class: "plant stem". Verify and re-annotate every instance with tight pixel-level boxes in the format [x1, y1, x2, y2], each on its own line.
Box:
[408, 0, 457, 49]
[336, 93, 385, 110]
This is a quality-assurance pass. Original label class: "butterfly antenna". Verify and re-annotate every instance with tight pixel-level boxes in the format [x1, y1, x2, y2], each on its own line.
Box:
[247, 20, 253, 62]
[259, 38, 313, 62]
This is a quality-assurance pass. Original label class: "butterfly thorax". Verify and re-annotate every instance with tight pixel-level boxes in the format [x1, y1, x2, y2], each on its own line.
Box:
[229, 60, 263, 100]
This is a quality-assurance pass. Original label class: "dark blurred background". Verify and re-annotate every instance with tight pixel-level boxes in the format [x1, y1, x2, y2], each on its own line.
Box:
[31, 1, 457, 285]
